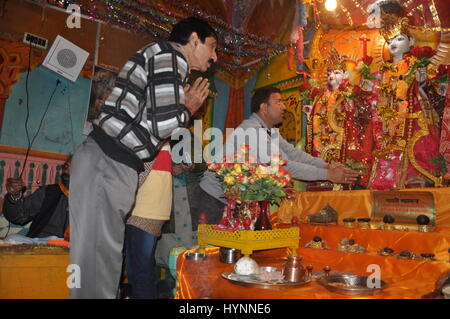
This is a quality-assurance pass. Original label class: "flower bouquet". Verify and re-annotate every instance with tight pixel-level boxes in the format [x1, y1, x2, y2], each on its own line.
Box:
[207, 145, 292, 231]
[405, 46, 436, 78]
[299, 81, 321, 106]
[358, 55, 374, 80]
[299, 81, 321, 120]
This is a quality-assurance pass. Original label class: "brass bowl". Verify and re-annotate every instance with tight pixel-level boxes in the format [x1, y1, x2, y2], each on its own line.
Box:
[318, 274, 388, 296]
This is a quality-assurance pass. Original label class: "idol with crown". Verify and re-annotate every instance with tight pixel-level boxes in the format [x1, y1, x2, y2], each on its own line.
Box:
[368, 14, 447, 190]
[306, 48, 374, 188]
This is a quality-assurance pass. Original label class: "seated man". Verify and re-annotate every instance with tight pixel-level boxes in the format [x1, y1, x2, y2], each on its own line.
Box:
[2, 159, 70, 244]
[191, 86, 360, 229]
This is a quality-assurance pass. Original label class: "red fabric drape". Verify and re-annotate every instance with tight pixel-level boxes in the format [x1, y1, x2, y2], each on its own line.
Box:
[223, 86, 244, 131]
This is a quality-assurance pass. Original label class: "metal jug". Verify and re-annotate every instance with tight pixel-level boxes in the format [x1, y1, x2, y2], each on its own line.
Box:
[282, 256, 305, 282]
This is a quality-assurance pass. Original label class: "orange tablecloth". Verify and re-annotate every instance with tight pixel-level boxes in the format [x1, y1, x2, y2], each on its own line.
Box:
[176, 224, 450, 299]
[299, 223, 450, 261]
[277, 187, 450, 227]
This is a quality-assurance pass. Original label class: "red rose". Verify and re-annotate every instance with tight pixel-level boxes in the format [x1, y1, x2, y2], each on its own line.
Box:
[438, 64, 447, 75]
[299, 82, 312, 92]
[421, 46, 436, 58]
[411, 46, 436, 58]
[362, 56, 373, 65]
[410, 46, 420, 57]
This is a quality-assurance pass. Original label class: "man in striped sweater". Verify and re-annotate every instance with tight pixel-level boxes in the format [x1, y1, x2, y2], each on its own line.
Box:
[69, 17, 218, 299]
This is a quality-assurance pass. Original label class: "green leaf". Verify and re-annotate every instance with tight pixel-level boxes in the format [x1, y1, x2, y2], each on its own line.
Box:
[273, 197, 281, 205]
[360, 64, 371, 78]
[255, 194, 266, 201]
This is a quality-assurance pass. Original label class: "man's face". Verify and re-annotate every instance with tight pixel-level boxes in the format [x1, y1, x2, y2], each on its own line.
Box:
[327, 69, 347, 88]
[387, 34, 412, 57]
[191, 36, 218, 72]
[264, 93, 286, 126]
[61, 161, 71, 188]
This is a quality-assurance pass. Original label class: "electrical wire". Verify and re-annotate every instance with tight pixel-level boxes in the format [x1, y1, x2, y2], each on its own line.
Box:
[66, 80, 76, 152]
[20, 79, 60, 178]
[5, 48, 60, 239]
[5, 42, 32, 239]
[21, 41, 33, 178]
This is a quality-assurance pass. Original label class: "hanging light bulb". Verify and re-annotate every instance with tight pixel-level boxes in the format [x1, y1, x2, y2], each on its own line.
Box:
[325, 0, 337, 11]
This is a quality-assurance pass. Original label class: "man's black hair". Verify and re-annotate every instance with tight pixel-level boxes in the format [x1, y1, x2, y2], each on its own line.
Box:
[168, 17, 217, 45]
[251, 86, 281, 113]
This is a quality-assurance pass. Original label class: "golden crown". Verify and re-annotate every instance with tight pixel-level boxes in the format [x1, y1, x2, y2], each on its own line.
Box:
[380, 16, 411, 41]
[326, 48, 347, 72]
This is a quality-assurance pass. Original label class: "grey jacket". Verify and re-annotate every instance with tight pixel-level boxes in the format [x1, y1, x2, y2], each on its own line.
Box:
[199, 113, 329, 203]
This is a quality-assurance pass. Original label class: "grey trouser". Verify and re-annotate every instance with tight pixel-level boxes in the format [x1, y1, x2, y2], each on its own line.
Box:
[69, 137, 137, 299]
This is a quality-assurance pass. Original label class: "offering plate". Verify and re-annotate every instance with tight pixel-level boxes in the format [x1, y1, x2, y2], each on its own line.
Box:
[318, 274, 388, 296]
[221, 270, 311, 290]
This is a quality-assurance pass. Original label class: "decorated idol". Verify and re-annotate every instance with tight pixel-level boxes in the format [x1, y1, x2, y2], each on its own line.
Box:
[368, 15, 446, 190]
[306, 49, 373, 187]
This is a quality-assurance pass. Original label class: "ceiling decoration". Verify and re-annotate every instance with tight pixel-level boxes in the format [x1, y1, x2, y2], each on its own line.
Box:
[37, 0, 292, 82]
[32, 0, 450, 87]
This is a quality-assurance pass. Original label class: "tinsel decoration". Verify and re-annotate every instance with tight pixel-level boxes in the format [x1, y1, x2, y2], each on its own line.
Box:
[35, 0, 288, 74]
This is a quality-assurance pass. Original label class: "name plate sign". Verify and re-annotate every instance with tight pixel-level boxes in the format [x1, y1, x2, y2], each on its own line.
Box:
[371, 191, 435, 227]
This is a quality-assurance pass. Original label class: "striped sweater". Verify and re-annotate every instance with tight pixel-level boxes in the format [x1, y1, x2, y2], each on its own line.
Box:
[91, 41, 190, 172]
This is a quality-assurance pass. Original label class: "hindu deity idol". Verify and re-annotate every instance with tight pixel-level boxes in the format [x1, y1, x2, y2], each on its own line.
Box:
[306, 48, 374, 187]
[368, 16, 446, 189]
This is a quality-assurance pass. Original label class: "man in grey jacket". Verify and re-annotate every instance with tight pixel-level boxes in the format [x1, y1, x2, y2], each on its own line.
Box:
[190, 86, 359, 229]
[69, 17, 217, 299]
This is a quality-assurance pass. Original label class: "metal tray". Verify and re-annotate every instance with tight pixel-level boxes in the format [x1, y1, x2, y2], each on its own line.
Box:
[221, 272, 311, 289]
[317, 274, 388, 296]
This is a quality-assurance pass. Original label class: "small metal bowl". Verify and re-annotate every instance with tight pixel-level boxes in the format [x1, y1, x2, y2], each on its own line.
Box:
[318, 274, 388, 296]
[185, 251, 207, 261]
[219, 247, 241, 263]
